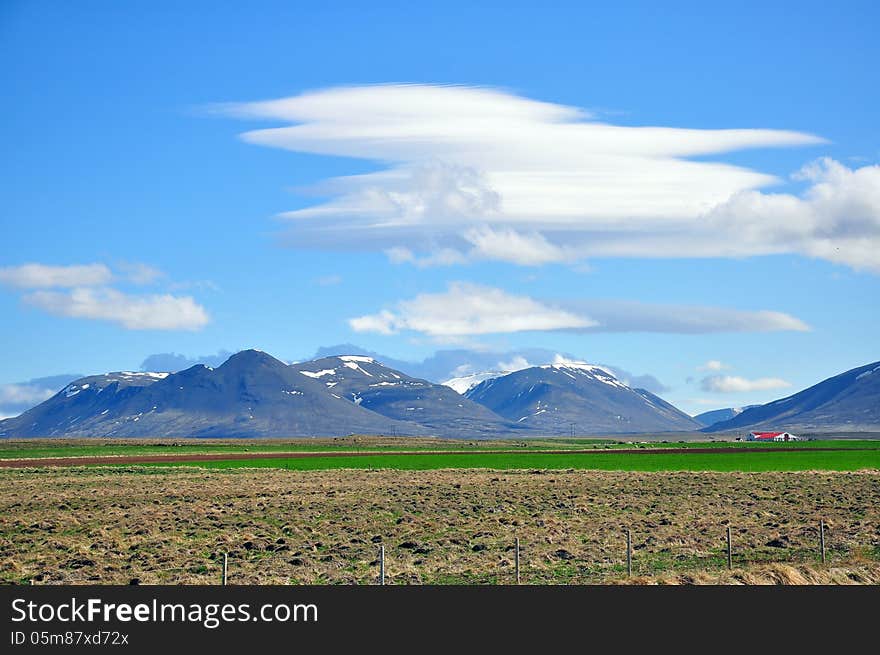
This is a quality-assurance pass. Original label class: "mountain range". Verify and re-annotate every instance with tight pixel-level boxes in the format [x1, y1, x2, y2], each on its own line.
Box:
[0, 350, 697, 438]
[1, 351, 877, 438]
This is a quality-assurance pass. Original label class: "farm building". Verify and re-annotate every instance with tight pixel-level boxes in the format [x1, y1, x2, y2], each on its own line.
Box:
[747, 431, 801, 442]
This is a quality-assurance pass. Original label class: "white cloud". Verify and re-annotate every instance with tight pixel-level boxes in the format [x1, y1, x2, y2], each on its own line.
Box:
[24, 288, 210, 331]
[349, 282, 596, 338]
[700, 375, 792, 393]
[0, 263, 112, 288]
[0, 375, 81, 418]
[349, 310, 400, 336]
[0, 261, 210, 332]
[217, 84, 880, 270]
[700, 158, 880, 271]
[497, 355, 533, 372]
[698, 360, 727, 371]
[0, 383, 56, 407]
[348, 283, 809, 338]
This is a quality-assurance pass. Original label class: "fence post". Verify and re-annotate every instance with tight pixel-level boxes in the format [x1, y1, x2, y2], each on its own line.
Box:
[626, 529, 632, 576]
[820, 520, 826, 564]
[222, 552, 228, 586]
[379, 545, 385, 585]
[515, 537, 520, 585]
[726, 526, 733, 570]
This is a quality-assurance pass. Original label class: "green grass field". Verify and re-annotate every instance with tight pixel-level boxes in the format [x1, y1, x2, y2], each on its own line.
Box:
[0, 438, 612, 459]
[2, 437, 877, 461]
[124, 447, 880, 472]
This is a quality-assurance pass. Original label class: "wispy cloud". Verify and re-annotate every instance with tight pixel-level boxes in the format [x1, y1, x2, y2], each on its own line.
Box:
[566, 301, 809, 334]
[219, 84, 880, 271]
[348, 283, 809, 338]
[0, 383, 56, 407]
[0, 263, 112, 288]
[117, 261, 165, 285]
[698, 360, 727, 371]
[700, 375, 792, 393]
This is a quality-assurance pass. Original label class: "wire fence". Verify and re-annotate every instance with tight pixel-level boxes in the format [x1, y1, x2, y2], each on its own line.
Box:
[24, 518, 880, 585]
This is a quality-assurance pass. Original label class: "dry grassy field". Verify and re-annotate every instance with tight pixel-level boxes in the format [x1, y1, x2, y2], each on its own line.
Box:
[1, 466, 877, 585]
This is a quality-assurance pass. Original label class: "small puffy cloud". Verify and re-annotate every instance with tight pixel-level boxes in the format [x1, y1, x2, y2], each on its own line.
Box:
[698, 360, 727, 371]
[349, 310, 400, 336]
[24, 288, 209, 331]
[0, 263, 112, 288]
[349, 282, 596, 338]
[700, 375, 792, 393]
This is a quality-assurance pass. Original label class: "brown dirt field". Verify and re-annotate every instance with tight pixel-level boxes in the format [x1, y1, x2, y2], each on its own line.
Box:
[0, 446, 864, 468]
[0, 467, 877, 585]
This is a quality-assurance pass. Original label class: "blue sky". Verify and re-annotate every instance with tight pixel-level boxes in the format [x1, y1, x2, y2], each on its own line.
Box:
[1, 0, 878, 417]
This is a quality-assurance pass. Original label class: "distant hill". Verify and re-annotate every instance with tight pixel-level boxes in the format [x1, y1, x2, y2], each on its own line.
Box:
[704, 361, 880, 433]
[465, 358, 701, 434]
[693, 405, 758, 428]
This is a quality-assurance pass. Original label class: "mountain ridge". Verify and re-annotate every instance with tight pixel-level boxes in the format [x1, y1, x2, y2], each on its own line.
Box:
[704, 360, 880, 432]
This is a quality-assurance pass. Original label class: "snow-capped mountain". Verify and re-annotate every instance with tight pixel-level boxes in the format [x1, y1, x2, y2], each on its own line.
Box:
[442, 370, 508, 395]
[465, 356, 701, 434]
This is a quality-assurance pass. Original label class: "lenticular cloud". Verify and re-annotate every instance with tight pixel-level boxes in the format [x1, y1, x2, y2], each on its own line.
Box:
[223, 84, 879, 272]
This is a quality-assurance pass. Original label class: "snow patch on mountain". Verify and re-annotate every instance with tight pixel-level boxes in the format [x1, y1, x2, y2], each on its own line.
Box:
[443, 370, 508, 394]
[300, 369, 336, 378]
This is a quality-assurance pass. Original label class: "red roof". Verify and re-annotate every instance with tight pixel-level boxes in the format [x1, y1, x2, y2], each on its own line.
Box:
[751, 431, 784, 439]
